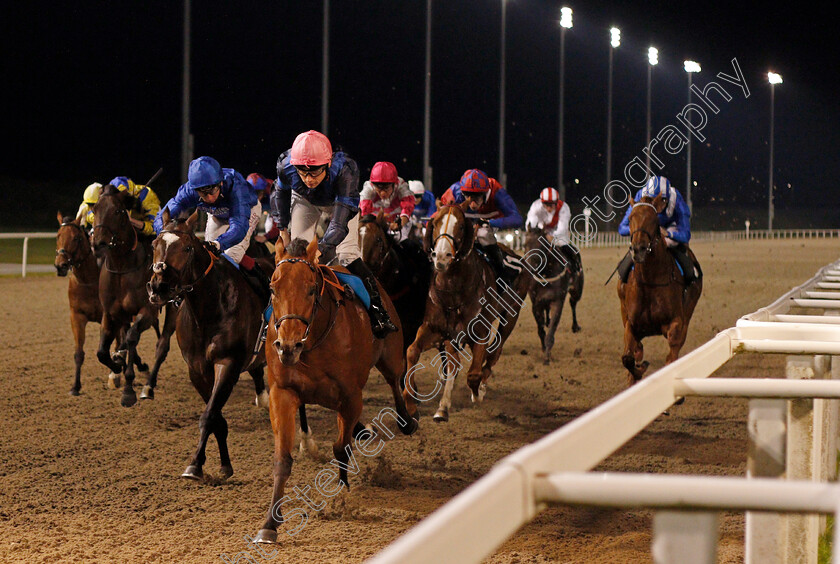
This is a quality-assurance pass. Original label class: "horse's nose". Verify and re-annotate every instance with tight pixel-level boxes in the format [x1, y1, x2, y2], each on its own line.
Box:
[274, 339, 303, 366]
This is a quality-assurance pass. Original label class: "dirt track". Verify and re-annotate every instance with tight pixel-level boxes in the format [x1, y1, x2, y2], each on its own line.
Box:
[1, 239, 838, 563]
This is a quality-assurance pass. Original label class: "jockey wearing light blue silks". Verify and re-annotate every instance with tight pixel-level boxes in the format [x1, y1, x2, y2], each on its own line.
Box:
[617, 176, 699, 285]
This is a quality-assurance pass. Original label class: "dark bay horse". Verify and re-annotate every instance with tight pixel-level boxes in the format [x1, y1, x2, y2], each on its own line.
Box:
[91, 184, 175, 406]
[147, 209, 283, 480]
[617, 195, 702, 384]
[56, 213, 149, 394]
[524, 226, 583, 364]
[406, 204, 530, 422]
[359, 213, 432, 351]
[254, 237, 417, 545]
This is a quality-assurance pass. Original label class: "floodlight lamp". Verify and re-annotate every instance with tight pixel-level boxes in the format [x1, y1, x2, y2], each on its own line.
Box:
[610, 27, 620, 48]
[560, 7, 573, 28]
[768, 72, 783, 85]
[684, 60, 701, 73]
[648, 47, 658, 65]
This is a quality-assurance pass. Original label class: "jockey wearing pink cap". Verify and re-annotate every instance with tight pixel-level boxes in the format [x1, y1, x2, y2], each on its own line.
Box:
[359, 161, 415, 240]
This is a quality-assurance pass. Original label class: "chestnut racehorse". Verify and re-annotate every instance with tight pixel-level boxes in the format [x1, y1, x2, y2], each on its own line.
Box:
[254, 237, 417, 544]
[406, 204, 530, 422]
[147, 210, 287, 480]
[91, 184, 176, 407]
[524, 226, 583, 364]
[55, 213, 149, 395]
[359, 213, 432, 352]
[617, 195, 702, 384]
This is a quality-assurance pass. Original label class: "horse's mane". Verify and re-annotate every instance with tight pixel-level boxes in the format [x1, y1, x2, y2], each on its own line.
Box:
[359, 214, 378, 225]
[99, 183, 139, 211]
[286, 238, 310, 258]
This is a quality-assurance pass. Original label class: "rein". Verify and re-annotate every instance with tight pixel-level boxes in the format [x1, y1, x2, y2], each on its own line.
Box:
[152, 230, 217, 306]
[93, 207, 143, 274]
[273, 258, 343, 352]
[629, 203, 676, 287]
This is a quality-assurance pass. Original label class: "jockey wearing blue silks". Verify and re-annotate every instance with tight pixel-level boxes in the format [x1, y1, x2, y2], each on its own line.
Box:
[617, 176, 699, 285]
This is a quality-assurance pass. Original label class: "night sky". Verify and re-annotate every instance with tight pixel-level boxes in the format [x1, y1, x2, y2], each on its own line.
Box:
[3, 1, 838, 227]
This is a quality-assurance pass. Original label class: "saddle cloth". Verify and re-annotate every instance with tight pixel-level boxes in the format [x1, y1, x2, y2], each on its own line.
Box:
[262, 270, 371, 324]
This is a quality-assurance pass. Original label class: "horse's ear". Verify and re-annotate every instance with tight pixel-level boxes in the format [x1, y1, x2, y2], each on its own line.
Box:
[652, 194, 666, 214]
[306, 236, 319, 262]
[185, 210, 199, 231]
[458, 201, 470, 212]
[423, 216, 435, 253]
[274, 236, 286, 263]
[376, 210, 385, 224]
[161, 208, 172, 228]
[57, 211, 63, 225]
[457, 215, 475, 260]
[628, 194, 635, 208]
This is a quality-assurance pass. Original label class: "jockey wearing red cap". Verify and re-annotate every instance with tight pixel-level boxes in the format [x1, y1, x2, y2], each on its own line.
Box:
[359, 162, 415, 240]
[440, 168, 523, 283]
[525, 187, 581, 274]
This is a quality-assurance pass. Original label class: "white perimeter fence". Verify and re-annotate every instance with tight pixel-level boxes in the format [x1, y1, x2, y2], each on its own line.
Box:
[5, 229, 840, 277]
[369, 258, 840, 564]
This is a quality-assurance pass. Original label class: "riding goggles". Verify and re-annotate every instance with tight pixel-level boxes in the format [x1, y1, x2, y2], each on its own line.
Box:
[294, 165, 328, 179]
[195, 183, 221, 195]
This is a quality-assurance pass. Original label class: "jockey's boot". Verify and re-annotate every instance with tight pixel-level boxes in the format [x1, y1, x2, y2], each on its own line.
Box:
[481, 243, 518, 286]
[347, 258, 398, 338]
[670, 245, 697, 286]
[559, 243, 582, 275]
[617, 251, 633, 283]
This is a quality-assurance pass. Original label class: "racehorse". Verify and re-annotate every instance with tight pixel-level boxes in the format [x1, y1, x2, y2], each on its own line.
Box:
[253, 236, 417, 544]
[524, 226, 583, 364]
[617, 194, 702, 384]
[359, 213, 432, 351]
[406, 203, 530, 422]
[55, 213, 149, 395]
[147, 209, 288, 480]
[91, 184, 175, 407]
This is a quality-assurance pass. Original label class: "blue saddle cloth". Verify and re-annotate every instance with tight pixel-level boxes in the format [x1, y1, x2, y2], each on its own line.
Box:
[261, 270, 371, 323]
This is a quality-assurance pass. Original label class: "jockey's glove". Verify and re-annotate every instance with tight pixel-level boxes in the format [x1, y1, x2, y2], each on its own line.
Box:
[203, 240, 222, 257]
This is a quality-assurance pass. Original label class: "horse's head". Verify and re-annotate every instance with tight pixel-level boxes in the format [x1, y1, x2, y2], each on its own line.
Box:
[147, 209, 204, 305]
[423, 204, 474, 272]
[359, 212, 393, 267]
[627, 194, 666, 263]
[55, 212, 90, 276]
[270, 236, 322, 366]
[91, 184, 136, 257]
[524, 223, 546, 252]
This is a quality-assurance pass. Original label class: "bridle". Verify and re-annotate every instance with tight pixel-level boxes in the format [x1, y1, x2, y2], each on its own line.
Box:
[629, 202, 659, 255]
[56, 221, 91, 270]
[272, 258, 345, 351]
[92, 208, 138, 253]
[148, 229, 216, 306]
[431, 208, 465, 262]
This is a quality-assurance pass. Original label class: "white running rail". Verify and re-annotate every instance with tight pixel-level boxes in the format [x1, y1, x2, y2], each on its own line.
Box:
[369, 258, 840, 564]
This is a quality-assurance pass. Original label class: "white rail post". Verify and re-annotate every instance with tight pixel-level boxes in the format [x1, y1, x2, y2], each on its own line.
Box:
[785, 355, 822, 564]
[22, 236, 29, 278]
[746, 399, 787, 564]
[652, 511, 718, 564]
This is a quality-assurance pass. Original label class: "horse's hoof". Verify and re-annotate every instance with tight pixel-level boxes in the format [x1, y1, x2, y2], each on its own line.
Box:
[181, 465, 203, 480]
[136, 362, 149, 372]
[108, 373, 121, 389]
[399, 416, 420, 435]
[433, 409, 449, 422]
[572, 325, 582, 333]
[139, 385, 154, 400]
[254, 529, 278, 544]
[69, 388, 81, 397]
[121, 391, 137, 408]
[255, 390, 270, 410]
[299, 429, 318, 457]
[219, 465, 234, 480]
[472, 382, 487, 403]
[542, 357, 551, 366]
[674, 396, 686, 406]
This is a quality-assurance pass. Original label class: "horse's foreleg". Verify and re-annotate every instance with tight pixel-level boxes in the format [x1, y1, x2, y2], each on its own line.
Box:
[531, 299, 547, 353]
[141, 303, 177, 400]
[298, 405, 317, 456]
[543, 296, 567, 365]
[569, 273, 583, 333]
[434, 342, 461, 422]
[333, 393, 363, 489]
[665, 319, 687, 364]
[96, 315, 123, 374]
[249, 366, 270, 410]
[120, 313, 154, 408]
[404, 323, 439, 419]
[70, 312, 87, 396]
[622, 323, 648, 385]
[467, 343, 489, 403]
[255, 386, 300, 545]
[182, 362, 240, 480]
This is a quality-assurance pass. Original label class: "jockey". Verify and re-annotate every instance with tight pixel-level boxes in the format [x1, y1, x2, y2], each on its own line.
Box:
[409, 180, 436, 223]
[153, 156, 271, 296]
[440, 168, 523, 283]
[525, 187, 581, 275]
[246, 172, 274, 236]
[269, 130, 397, 337]
[359, 162, 415, 240]
[617, 175, 697, 285]
[76, 182, 103, 230]
[108, 176, 162, 237]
